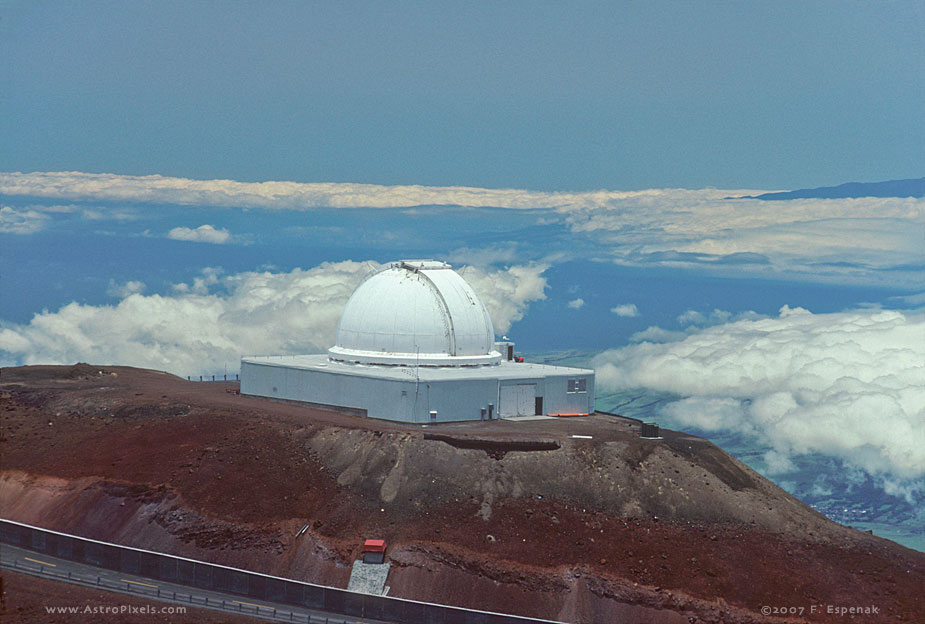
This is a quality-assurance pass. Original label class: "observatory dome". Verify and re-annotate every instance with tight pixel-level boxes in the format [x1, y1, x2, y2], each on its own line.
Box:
[328, 260, 501, 367]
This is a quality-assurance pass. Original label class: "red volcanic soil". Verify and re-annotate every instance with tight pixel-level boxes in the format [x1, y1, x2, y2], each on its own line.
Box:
[1, 364, 923, 623]
[0, 570, 259, 623]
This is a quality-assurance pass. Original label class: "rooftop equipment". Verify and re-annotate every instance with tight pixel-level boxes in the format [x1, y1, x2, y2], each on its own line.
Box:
[640, 422, 661, 439]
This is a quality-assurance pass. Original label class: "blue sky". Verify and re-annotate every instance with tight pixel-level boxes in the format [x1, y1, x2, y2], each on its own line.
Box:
[2, 1, 923, 189]
[1, 3, 923, 514]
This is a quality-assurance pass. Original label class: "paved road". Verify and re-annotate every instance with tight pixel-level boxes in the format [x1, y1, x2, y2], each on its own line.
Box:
[0, 543, 396, 624]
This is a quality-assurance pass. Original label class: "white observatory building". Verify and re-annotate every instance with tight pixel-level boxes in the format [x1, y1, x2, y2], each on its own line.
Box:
[240, 260, 594, 423]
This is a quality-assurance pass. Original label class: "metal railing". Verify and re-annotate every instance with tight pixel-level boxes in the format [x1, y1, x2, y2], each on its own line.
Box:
[3, 557, 330, 623]
[1, 519, 565, 624]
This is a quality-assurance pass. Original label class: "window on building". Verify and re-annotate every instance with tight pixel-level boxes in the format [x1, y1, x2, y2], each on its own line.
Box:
[567, 378, 587, 393]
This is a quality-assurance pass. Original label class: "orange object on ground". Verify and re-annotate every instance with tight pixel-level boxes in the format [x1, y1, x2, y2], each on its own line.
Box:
[547, 413, 590, 418]
[363, 539, 386, 552]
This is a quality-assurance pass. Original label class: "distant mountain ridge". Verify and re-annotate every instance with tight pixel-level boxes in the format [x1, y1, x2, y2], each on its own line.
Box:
[736, 177, 925, 200]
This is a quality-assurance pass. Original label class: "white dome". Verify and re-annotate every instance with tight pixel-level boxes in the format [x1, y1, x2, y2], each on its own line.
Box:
[328, 260, 501, 366]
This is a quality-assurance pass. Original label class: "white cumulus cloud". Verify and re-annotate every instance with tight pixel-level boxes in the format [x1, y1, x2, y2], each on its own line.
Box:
[457, 264, 548, 334]
[0, 206, 50, 234]
[568, 298, 585, 309]
[592, 306, 925, 498]
[610, 303, 639, 317]
[627, 326, 688, 343]
[0, 261, 547, 375]
[106, 280, 146, 298]
[167, 224, 232, 244]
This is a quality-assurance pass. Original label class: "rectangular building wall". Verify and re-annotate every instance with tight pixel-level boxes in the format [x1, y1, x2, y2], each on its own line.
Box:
[541, 373, 594, 415]
[241, 361, 411, 419]
[242, 360, 595, 423]
[421, 377, 500, 423]
[241, 361, 503, 423]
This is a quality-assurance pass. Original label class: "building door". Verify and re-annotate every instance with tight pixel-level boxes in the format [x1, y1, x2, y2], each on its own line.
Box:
[500, 384, 536, 417]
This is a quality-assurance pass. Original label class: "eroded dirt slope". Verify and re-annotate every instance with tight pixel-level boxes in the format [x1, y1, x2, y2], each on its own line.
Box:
[1, 364, 922, 623]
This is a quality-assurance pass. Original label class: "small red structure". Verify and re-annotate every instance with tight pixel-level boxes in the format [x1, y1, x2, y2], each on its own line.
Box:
[362, 539, 386, 563]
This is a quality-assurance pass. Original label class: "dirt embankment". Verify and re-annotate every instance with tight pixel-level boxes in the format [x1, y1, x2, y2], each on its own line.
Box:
[1, 364, 923, 623]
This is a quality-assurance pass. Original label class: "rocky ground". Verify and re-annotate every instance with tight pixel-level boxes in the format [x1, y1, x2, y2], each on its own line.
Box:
[1, 364, 922, 623]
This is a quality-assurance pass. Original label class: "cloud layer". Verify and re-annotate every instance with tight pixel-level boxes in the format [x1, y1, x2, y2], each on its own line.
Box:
[0, 261, 547, 376]
[4, 170, 922, 287]
[1, 170, 647, 211]
[592, 306, 925, 498]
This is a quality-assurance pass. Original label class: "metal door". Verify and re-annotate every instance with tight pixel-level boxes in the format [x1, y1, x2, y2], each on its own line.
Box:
[500, 383, 536, 416]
